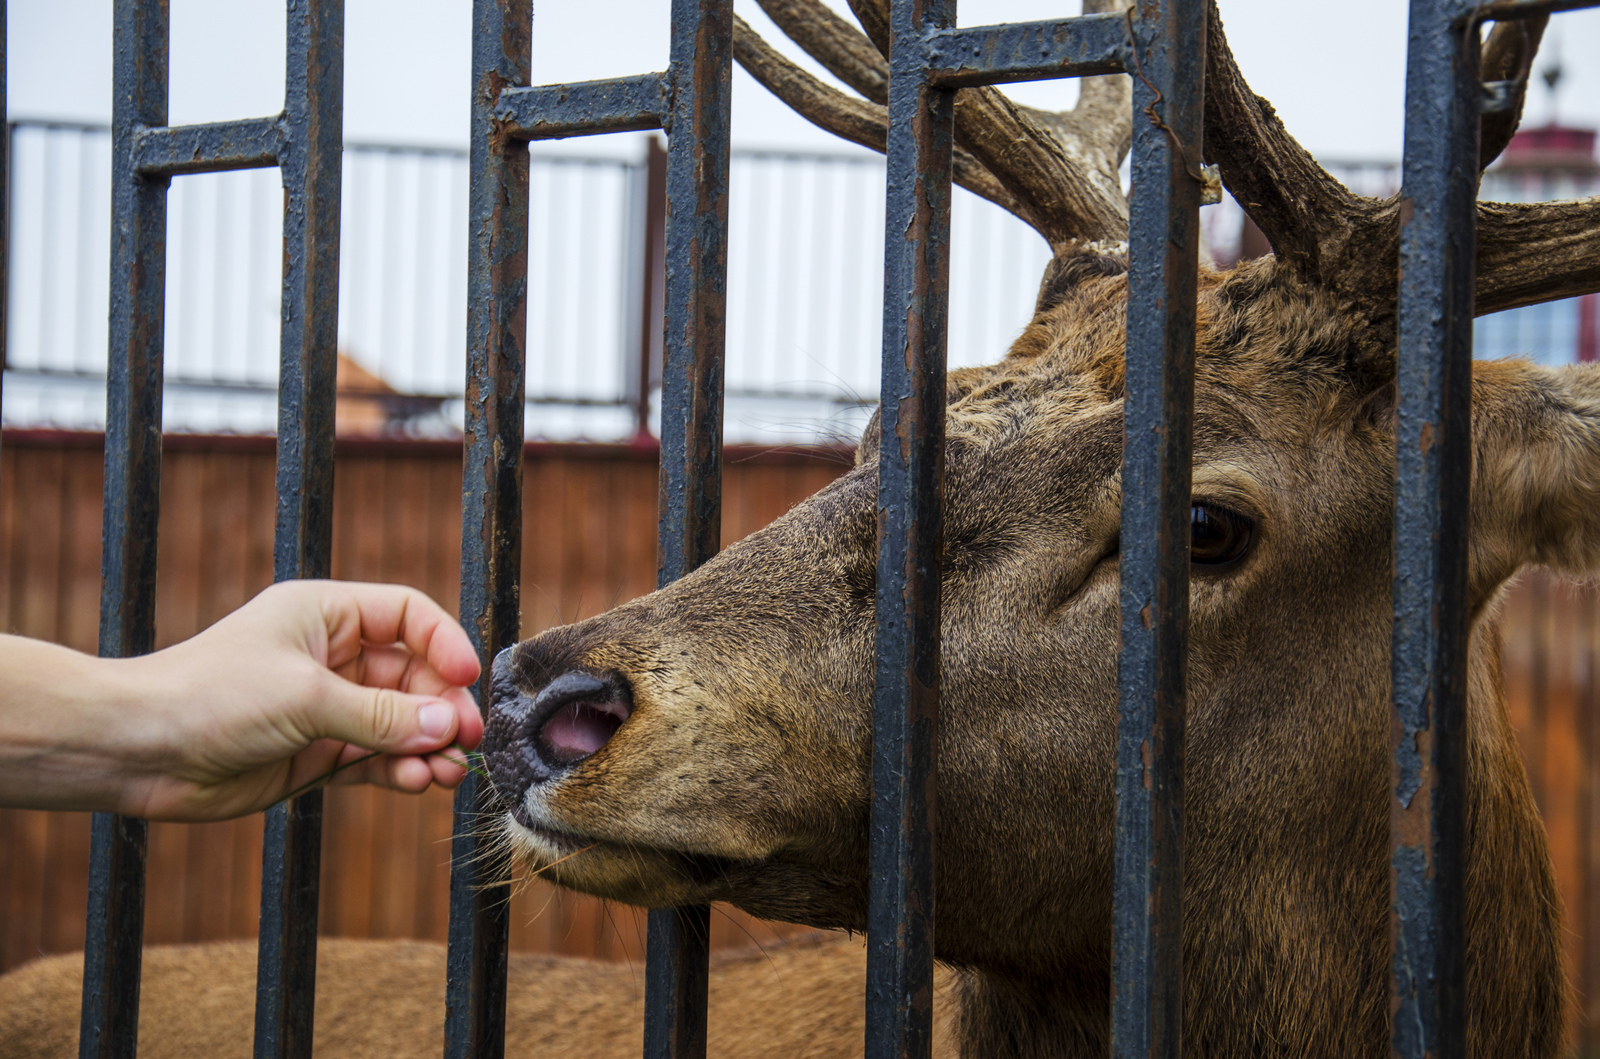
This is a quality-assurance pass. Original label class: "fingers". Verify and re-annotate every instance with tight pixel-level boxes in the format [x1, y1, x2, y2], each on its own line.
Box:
[327, 745, 474, 793]
[301, 675, 477, 759]
[317, 582, 480, 688]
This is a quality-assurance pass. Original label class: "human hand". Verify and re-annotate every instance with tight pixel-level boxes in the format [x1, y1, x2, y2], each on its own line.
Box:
[0, 580, 484, 821]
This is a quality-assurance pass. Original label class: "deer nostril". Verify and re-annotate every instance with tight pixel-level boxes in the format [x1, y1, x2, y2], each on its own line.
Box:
[531, 671, 632, 769]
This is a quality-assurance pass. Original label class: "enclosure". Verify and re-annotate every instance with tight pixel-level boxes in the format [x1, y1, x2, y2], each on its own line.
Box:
[3, 0, 1600, 1057]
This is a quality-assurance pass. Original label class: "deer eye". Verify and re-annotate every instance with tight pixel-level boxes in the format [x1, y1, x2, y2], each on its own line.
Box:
[1190, 504, 1254, 567]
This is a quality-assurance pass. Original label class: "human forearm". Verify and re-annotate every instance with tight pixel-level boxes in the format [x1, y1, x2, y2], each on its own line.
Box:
[0, 581, 483, 821]
[0, 635, 158, 813]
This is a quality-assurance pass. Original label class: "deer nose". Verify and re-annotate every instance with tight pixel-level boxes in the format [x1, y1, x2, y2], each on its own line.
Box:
[483, 652, 634, 796]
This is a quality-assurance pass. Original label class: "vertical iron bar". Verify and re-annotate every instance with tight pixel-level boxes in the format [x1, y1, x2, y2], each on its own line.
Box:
[445, 2, 529, 1057]
[1111, 2, 1205, 1058]
[1, 2, 8, 412]
[633, 135, 667, 443]
[864, 0, 954, 1057]
[254, 2, 344, 1058]
[1391, 2, 1478, 1057]
[81, 2, 168, 1056]
[643, 1, 732, 1056]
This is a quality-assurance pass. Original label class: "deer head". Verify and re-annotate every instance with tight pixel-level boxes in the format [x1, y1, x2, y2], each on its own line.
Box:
[482, 3, 1600, 1055]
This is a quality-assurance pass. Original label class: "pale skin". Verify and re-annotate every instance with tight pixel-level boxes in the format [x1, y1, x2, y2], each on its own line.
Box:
[0, 579, 483, 821]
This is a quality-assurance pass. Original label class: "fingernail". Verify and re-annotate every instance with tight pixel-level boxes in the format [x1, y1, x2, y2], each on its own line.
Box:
[418, 703, 454, 740]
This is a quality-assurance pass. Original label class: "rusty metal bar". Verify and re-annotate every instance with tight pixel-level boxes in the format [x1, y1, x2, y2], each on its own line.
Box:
[252, 2, 344, 1057]
[1, 2, 9, 414]
[1473, 0, 1600, 20]
[132, 116, 283, 176]
[1390, 1, 1480, 1056]
[865, 1, 954, 1057]
[644, 0, 733, 1055]
[1110, 1, 1205, 1057]
[498, 73, 668, 141]
[924, 12, 1126, 89]
[632, 135, 668, 441]
[445, 2, 529, 1056]
[80, 1, 169, 1055]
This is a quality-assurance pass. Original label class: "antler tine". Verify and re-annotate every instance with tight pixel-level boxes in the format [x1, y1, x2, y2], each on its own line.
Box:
[1473, 14, 1600, 315]
[1479, 14, 1549, 170]
[847, 0, 1131, 251]
[1477, 200, 1600, 315]
[732, 15, 1037, 226]
[1201, 0, 1391, 293]
[754, 0, 888, 105]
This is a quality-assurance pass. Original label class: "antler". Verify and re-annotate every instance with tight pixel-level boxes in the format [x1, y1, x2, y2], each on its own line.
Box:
[736, 0, 1134, 253]
[1202, 0, 1600, 318]
[732, 14, 1034, 225]
[740, 0, 1600, 320]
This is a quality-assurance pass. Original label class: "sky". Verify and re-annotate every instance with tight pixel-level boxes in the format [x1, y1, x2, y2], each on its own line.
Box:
[10, 0, 1600, 164]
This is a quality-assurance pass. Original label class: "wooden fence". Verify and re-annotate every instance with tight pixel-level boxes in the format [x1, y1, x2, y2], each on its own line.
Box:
[4, 432, 1600, 1045]
[0, 432, 846, 976]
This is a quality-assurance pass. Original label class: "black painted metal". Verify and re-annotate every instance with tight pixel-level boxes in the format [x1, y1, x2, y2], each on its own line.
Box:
[1390, 1, 1479, 1056]
[643, 904, 713, 1059]
[1, 0, 8, 412]
[633, 136, 668, 442]
[445, 2, 529, 1057]
[865, 3, 954, 1058]
[925, 12, 1126, 89]
[132, 117, 283, 176]
[254, 2, 345, 1057]
[80, 2, 169, 1055]
[645, 2, 732, 1055]
[498, 73, 668, 140]
[1111, 4, 1205, 1056]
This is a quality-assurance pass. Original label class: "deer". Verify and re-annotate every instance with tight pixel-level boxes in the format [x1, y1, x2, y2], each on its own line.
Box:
[5, 0, 1600, 1055]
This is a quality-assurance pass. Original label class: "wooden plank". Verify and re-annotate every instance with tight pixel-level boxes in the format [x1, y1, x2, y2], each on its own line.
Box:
[412, 784, 456, 943]
[40, 812, 92, 955]
[196, 450, 255, 629]
[0, 446, 15, 625]
[227, 811, 267, 939]
[16, 448, 65, 640]
[58, 451, 106, 654]
[142, 820, 191, 945]
[522, 455, 567, 635]
[1, 810, 50, 969]
[245, 451, 277, 599]
[155, 450, 206, 648]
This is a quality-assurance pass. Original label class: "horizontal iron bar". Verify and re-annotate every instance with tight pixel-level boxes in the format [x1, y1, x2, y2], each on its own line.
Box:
[925, 11, 1127, 88]
[497, 72, 668, 141]
[1473, 0, 1600, 20]
[132, 116, 284, 175]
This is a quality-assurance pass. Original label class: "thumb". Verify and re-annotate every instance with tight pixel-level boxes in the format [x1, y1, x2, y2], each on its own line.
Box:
[306, 677, 472, 755]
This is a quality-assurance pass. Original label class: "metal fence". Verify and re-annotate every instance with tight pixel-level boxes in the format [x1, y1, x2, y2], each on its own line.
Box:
[3, 120, 1069, 445]
[12, 0, 1597, 1058]
[42, 116, 1600, 446]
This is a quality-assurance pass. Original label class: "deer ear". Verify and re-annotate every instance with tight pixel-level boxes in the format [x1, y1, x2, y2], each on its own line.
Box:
[1472, 359, 1600, 599]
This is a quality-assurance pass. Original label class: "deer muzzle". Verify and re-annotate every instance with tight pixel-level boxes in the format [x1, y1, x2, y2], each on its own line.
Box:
[482, 649, 634, 815]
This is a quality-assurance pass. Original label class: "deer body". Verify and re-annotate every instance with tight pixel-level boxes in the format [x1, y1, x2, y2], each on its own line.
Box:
[0, 936, 960, 1058]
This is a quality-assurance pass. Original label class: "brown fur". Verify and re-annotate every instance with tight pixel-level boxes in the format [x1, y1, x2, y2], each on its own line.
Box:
[0, 935, 958, 1058]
